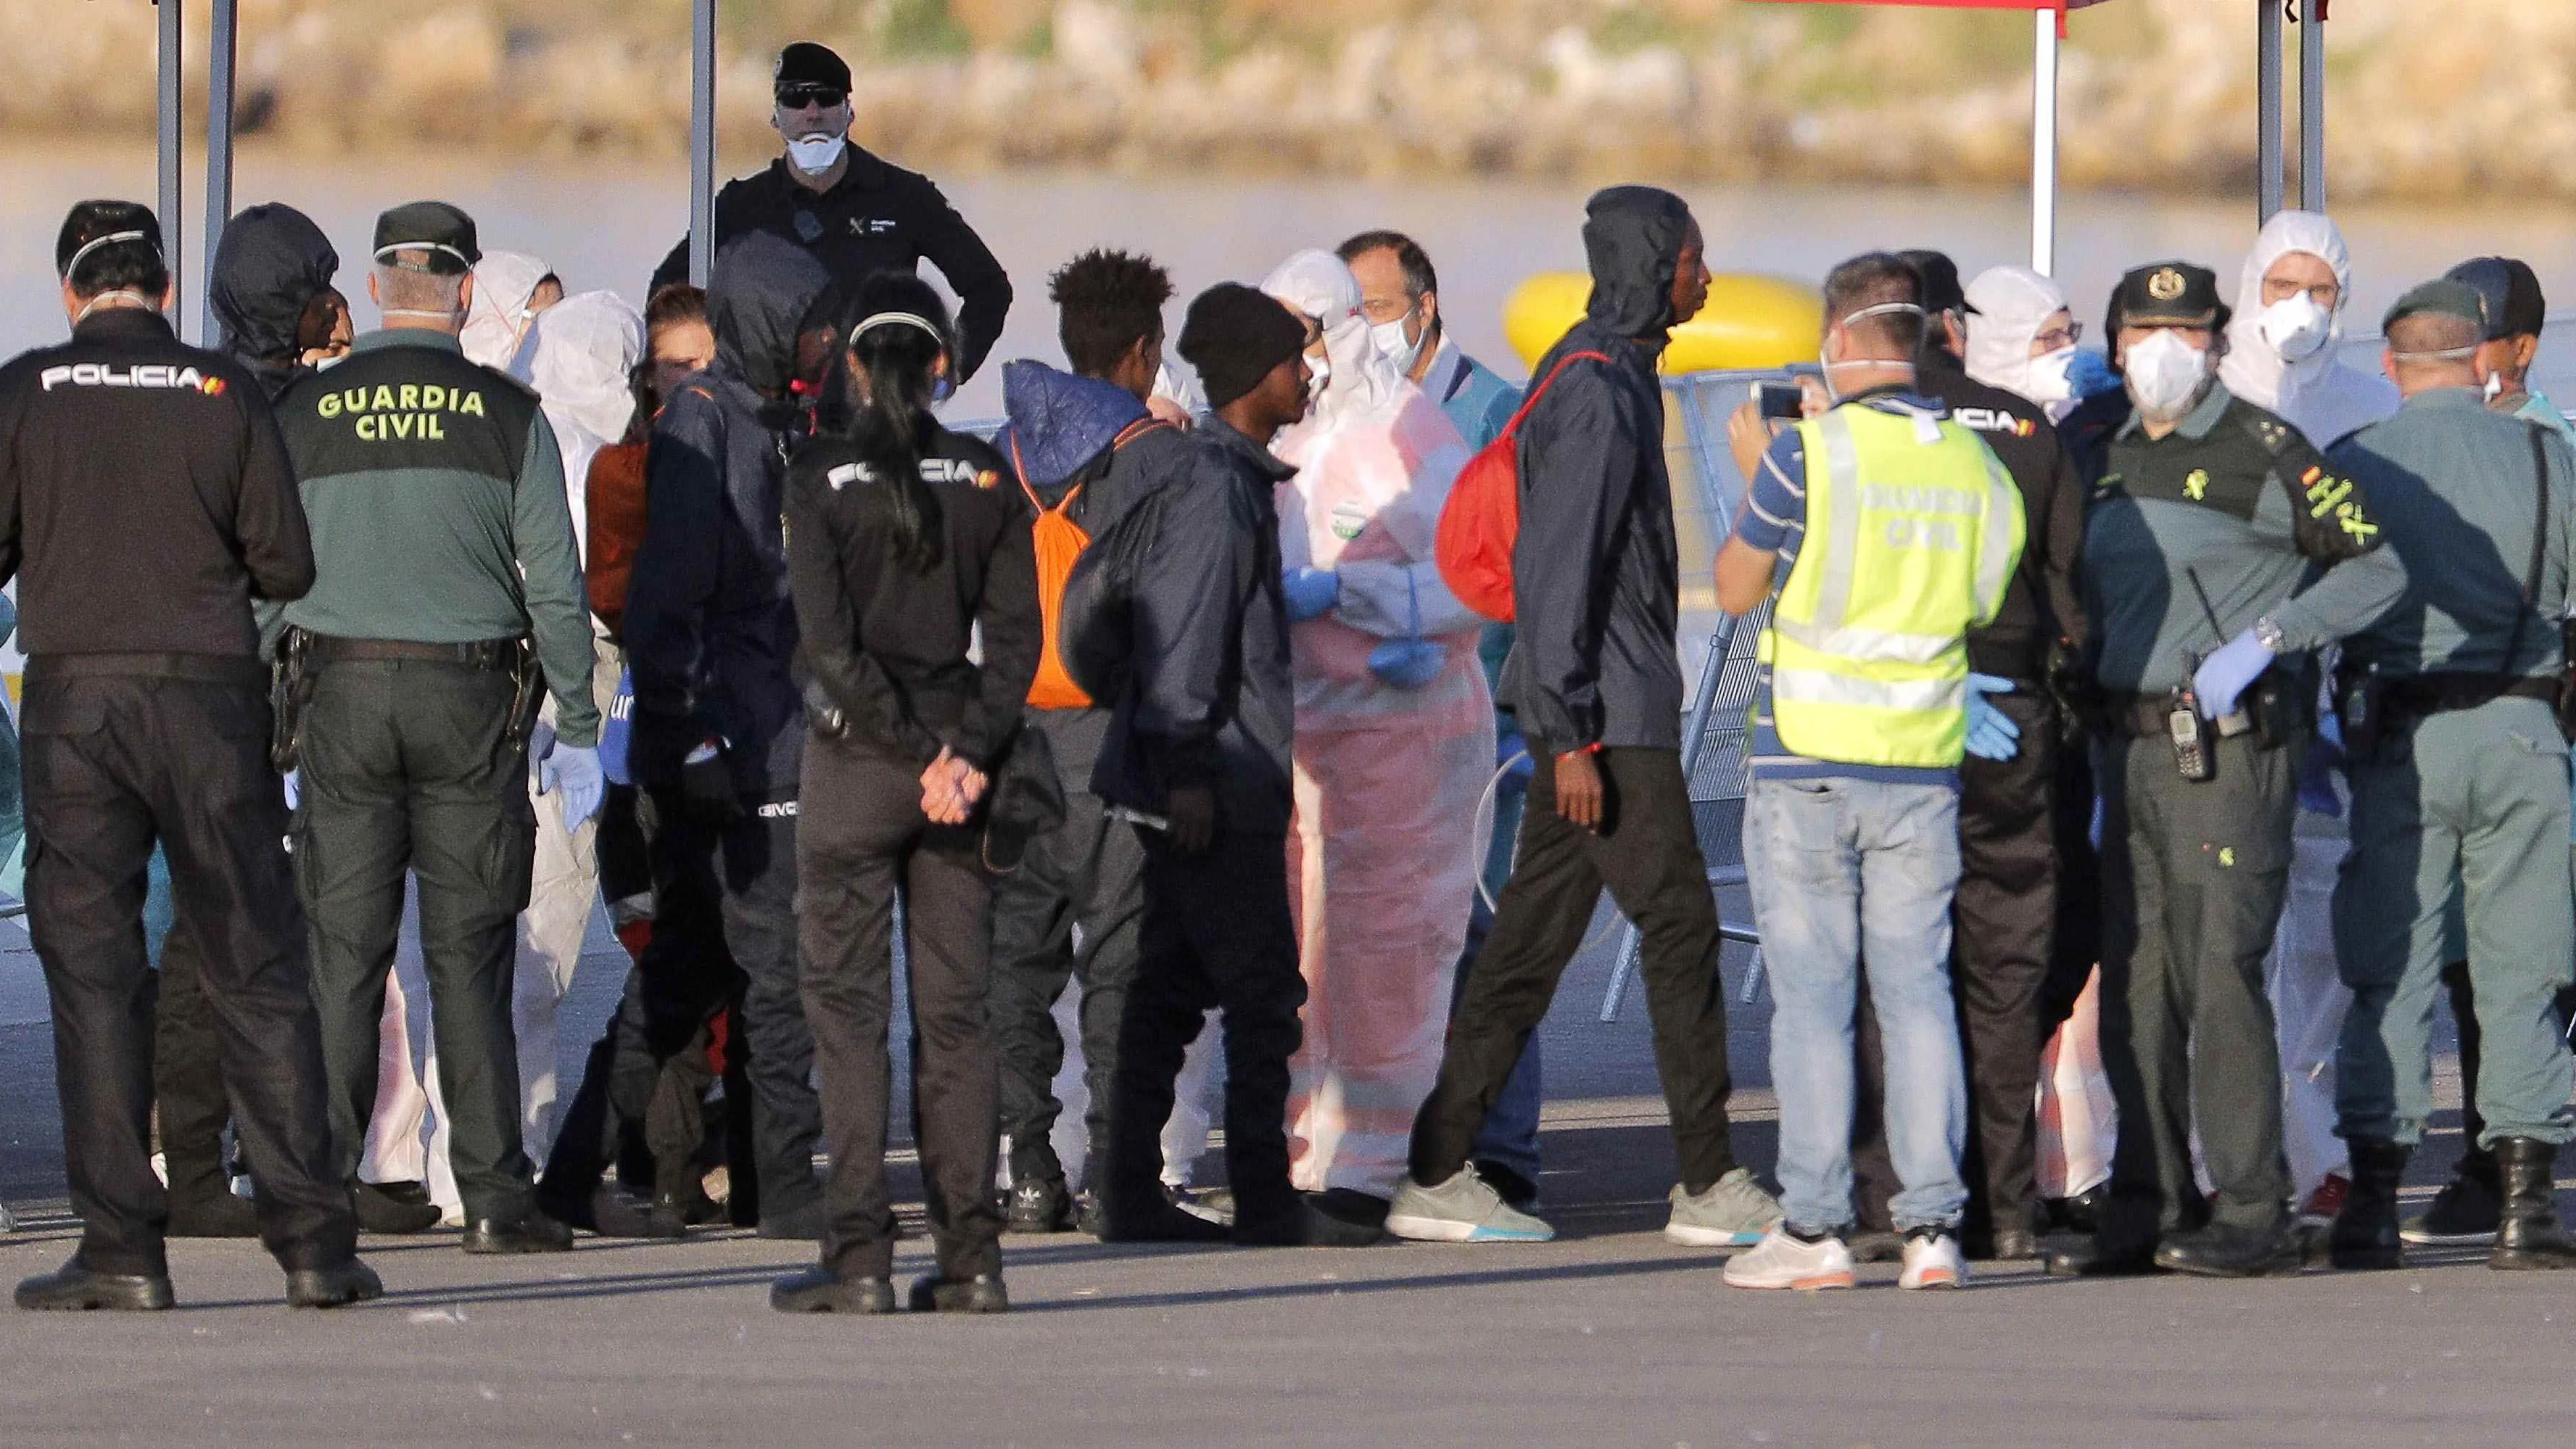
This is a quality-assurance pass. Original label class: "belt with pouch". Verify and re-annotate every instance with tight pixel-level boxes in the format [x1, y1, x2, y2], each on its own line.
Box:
[2380, 671, 2557, 717]
[304, 634, 522, 669]
[2103, 691, 2253, 740]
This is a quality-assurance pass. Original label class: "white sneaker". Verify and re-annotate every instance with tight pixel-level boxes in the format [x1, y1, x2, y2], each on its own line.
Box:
[1899, 1231, 1968, 1289]
[1722, 1226, 1855, 1290]
[1665, 1168, 1784, 1247]
[1385, 1168, 1556, 1242]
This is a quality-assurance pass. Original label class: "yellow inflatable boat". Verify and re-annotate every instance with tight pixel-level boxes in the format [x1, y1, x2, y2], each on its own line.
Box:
[1503, 272, 1823, 374]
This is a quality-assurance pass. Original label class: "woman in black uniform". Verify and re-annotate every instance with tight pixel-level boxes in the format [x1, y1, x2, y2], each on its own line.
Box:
[770, 273, 1041, 1315]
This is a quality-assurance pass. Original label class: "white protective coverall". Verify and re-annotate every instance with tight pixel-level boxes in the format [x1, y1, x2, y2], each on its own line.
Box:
[359, 292, 639, 1212]
[1965, 265, 2080, 421]
[1260, 251, 1494, 1200]
[460, 250, 554, 377]
[2217, 210, 2400, 1208]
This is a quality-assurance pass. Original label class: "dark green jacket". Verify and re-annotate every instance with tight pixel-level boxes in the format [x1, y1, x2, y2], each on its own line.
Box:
[268, 329, 598, 746]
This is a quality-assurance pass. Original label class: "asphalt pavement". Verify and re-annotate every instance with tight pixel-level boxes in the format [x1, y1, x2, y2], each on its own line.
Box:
[1, 903, 2570, 1448]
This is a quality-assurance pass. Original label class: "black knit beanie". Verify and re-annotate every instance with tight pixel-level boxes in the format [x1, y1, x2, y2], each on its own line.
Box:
[1178, 282, 1306, 410]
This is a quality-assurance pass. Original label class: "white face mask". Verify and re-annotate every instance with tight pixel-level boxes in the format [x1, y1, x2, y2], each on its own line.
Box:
[2485, 370, 2507, 403]
[2022, 345, 2078, 404]
[2257, 292, 2334, 363]
[785, 131, 847, 175]
[2124, 330, 2213, 420]
[1305, 352, 1331, 399]
[1370, 313, 1424, 376]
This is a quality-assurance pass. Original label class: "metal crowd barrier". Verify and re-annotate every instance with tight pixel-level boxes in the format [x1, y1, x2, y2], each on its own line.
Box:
[1590, 367, 1803, 1023]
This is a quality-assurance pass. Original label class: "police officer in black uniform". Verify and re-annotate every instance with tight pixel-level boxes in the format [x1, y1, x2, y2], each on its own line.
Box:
[649, 42, 1013, 382]
[271, 202, 603, 1255]
[1, 201, 376, 1310]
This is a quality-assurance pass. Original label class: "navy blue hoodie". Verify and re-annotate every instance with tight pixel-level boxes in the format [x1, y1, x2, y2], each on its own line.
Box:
[624, 233, 828, 799]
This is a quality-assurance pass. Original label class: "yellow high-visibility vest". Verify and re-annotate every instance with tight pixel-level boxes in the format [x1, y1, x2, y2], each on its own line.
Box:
[1759, 402, 2026, 768]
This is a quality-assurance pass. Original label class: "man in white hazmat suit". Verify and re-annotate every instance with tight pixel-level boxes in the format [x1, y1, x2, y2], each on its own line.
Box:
[1965, 265, 2119, 426]
[2218, 211, 2403, 1225]
[461, 250, 561, 378]
[1260, 250, 1493, 1224]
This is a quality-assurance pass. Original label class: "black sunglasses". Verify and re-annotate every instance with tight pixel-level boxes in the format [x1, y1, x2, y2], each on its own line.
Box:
[776, 86, 847, 110]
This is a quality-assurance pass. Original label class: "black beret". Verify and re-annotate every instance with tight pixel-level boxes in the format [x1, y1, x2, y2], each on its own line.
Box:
[775, 42, 852, 95]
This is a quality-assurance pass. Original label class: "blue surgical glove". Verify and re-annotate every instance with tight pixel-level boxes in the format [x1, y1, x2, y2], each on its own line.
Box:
[2193, 628, 2276, 720]
[282, 769, 300, 812]
[542, 743, 606, 830]
[1964, 672, 2022, 762]
[601, 667, 635, 786]
[2067, 348, 2123, 398]
[1281, 566, 1341, 623]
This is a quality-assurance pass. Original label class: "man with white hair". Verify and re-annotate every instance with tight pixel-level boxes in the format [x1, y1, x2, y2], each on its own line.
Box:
[269, 201, 604, 1255]
[1259, 249, 1491, 1230]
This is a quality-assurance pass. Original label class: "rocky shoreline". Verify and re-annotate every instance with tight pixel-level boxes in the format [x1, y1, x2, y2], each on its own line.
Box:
[7, 0, 2574, 202]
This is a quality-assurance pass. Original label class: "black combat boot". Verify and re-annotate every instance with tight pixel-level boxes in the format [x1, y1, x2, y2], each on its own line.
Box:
[2329, 1136, 2408, 1271]
[909, 1271, 1010, 1313]
[15, 1258, 175, 1311]
[2152, 1221, 2303, 1278]
[772, 1267, 897, 1313]
[286, 1258, 384, 1309]
[2488, 1137, 2576, 1271]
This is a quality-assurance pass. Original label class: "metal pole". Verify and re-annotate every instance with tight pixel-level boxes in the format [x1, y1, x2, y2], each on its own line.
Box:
[156, 0, 183, 326]
[2258, 0, 2284, 223]
[2298, 0, 2327, 212]
[2030, 6, 2059, 276]
[688, 0, 718, 287]
[201, 0, 241, 347]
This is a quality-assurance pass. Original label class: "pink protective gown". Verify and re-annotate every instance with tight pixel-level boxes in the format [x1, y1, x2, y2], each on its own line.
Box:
[1263, 252, 1494, 1200]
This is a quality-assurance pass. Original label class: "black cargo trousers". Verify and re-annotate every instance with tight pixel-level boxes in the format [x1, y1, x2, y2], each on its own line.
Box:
[1852, 689, 2059, 1240]
[294, 644, 543, 1226]
[1411, 747, 1742, 1196]
[22, 659, 355, 1276]
[985, 709, 1144, 1191]
[798, 736, 1003, 1282]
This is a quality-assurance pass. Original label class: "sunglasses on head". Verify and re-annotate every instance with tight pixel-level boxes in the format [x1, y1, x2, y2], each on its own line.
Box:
[776, 86, 847, 110]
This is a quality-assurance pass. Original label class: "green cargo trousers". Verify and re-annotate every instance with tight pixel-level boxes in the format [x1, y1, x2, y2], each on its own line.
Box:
[294, 656, 540, 1223]
[2096, 729, 2300, 1244]
[2333, 695, 2576, 1149]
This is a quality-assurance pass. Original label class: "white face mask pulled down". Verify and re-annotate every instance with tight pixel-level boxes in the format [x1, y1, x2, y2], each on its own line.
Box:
[786, 131, 847, 174]
[1370, 313, 1425, 378]
[2125, 330, 2213, 421]
[2257, 292, 2334, 364]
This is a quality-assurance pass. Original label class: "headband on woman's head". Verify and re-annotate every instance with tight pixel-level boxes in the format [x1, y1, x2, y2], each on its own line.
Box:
[849, 311, 947, 350]
[62, 230, 156, 283]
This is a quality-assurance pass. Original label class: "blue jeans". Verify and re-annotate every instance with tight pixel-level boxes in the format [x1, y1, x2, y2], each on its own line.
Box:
[1745, 775, 1969, 1234]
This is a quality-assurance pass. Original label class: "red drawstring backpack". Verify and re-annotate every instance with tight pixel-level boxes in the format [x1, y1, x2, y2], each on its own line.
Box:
[1434, 350, 1614, 623]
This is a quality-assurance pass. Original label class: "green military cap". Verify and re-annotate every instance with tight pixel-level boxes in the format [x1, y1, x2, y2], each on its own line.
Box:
[2382, 278, 2488, 336]
[371, 201, 480, 276]
[2113, 260, 2224, 329]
